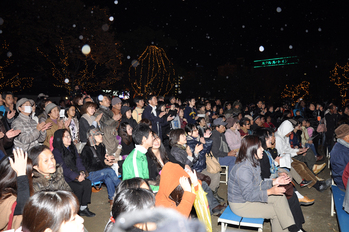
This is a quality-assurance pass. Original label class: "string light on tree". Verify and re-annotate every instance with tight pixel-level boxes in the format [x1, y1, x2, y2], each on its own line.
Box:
[129, 45, 175, 98]
[329, 63, 349, 105]
[281, 81, 310, 105]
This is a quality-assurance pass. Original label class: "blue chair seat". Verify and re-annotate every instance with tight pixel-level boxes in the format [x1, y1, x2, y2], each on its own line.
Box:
[332, 185, 349, 232]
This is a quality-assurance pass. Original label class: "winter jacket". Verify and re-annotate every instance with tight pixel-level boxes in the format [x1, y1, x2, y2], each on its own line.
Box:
[0, 119, 13, 155]
[79, 114, 98, 143]
[155, 162, 196, 217]
[120, 116, 137, 129]
[225, 128, 242, 151]
[44, 117, 65, 148]
[80, 144, 109, 173]
[170, 145, 195, 167]
[330, 139, 349, 190]
[95, 105, 119, 129]
[228, 159, 272, 204]
[142, 105, 166, 139]
[12, 113, 46, 152]
[53, 147, 86, 183]
[210, 129, 230, 158]
[122, 145, 159, 192]
[275, 120, 299, 168]
[186, 136, 213, 172]
[132, 107, 144, 123]
[32, 165, 71, 192]
[184, 106, 197, 124]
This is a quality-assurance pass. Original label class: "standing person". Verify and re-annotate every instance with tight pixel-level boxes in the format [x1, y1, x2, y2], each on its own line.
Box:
[228, 135, 296, 232]
[52, 129, 95, 217]
[142, 95, 173, 140]
[2, 91, 16, 128]
[132, 96, 145, 123]
[12, 98, 50, 152]
[22, 190, 85, 232]
[64, 105, 81, 151]
[325, 103, 338, 152]
[225, 117, 242, 153]
[111, 97, 122, 117]
[210, 118, 236, 175]
[80, 128, 121, 207]
[184, 97, 198, 124]
[120, 106, 137, 129]
[79, 102, 103, 144]
[44, 103, 70, 148]
[95, 95, 121, 129]
[0, 148, 33, 231]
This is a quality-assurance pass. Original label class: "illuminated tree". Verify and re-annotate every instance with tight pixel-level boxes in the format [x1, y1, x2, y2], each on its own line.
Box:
[281, 81, 310, 105]
[2, 0, 122, 94]
[0, 41, 33, 92]
[329, 63, 349, 105]
[128, 45, 175, 97]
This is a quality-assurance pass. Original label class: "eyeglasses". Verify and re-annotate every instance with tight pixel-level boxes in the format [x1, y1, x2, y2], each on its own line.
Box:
[64, 135, 71, 139]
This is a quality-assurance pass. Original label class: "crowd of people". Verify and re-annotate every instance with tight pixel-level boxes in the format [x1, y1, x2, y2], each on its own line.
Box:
[0, 87, 348, 232]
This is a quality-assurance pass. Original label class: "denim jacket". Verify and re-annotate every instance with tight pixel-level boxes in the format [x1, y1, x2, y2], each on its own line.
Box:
[228, 159, 272, 203]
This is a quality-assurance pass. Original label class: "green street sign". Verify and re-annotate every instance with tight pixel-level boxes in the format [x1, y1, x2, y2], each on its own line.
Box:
[253, 56, 299, 68]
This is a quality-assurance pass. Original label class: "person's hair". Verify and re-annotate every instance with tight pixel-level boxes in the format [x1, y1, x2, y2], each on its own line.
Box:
[0, 155, 34, 202]
[115, 178, 151, 196]
[169, 129, 186, 147]
[239, 117, 250, 127]
[196, 117, 205, 125]
[72, 94, 83, 106]
[28, 145, 51, 167]
[146, 133, 169, 171]
[147, 95, 156, 103]
[139, 118, 152, 127]
[105, 188, 155, 232]
[254, 128, 273, 150]
[132, 123, 152, 145]
[169, 178, 192, 206]
[157, 102, 166, 112]
[186, 97, 195, 103]
[64, 105, 75, 118]
[235, 135, 261, 167]
[185, 123, 197, 135]
[118, 122, 133, 146]
[2, 91, 13, 100]
[22, 190, 79, 232]
[98, 94, 109, 104]
[80, 102, 98, 115]
[133, 96, 143, 104]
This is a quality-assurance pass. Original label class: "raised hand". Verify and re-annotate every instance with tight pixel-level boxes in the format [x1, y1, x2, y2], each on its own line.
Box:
[179, 176, 192, 192]
[64, 118, 71, 129]
[6, 129, 21, 138]
[185, 169, 199, 186]
[95, 113, 103, 122]
[9, 148, 28, 176]
[7, 110, 16, 119]
[42, 122, 52, 131]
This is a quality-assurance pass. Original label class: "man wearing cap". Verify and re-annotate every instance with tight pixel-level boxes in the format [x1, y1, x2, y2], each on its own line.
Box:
[250, 114, 262, 132]
[330, 124, 349, 190]
[95, 95, 121, 129]
[12, 98, 51, 152]
[210, 118, 237, 175]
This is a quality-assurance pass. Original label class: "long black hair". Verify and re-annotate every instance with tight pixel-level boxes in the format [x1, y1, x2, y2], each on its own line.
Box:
[235, 135, 261, 167]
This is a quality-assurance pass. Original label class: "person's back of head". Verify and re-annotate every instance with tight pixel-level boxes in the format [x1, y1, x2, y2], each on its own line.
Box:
[22, 190, 81, 232]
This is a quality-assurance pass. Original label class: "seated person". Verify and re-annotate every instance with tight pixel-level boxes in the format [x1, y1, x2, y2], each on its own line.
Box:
[122, 123, 159, 192]
[80, 128, 121, 207]
[52, 129, 95, 217]
[331, 124, 349, 190]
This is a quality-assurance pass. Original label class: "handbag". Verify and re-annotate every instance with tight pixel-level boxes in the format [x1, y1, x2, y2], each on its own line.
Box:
[206, 152, 221, 173]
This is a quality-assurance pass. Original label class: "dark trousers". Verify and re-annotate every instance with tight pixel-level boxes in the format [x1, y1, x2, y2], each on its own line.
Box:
[288, 189, 305, 231]
[68, 179, 92, 206]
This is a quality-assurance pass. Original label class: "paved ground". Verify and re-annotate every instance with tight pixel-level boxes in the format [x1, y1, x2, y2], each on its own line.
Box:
[84, 158, 339, 232]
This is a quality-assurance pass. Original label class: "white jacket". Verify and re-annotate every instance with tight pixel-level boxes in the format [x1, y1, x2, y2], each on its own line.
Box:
[275, 120, 299, 168]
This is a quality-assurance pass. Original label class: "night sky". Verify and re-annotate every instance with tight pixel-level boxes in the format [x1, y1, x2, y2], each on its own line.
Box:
[2, 0, 349, 102]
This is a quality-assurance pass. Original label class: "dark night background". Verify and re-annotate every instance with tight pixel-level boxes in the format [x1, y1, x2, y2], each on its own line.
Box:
[1, 0, 349, 104]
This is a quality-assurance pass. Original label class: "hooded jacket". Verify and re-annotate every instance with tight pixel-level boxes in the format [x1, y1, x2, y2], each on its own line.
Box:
[275, 120, 299, 168]
[155, 162, 196, 217]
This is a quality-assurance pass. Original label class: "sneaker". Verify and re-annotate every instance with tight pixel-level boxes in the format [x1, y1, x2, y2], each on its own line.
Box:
[300, 180, 312, 188]
[313, 163, 326, 175]
[78, 207, 96, 217]
[318, 178, 331, 192]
